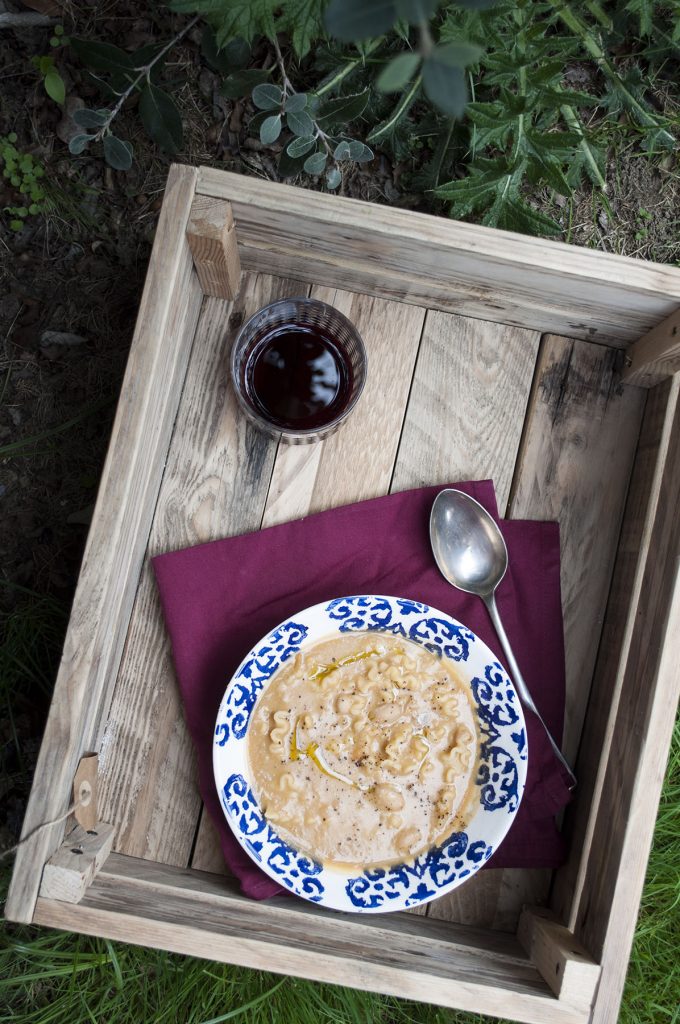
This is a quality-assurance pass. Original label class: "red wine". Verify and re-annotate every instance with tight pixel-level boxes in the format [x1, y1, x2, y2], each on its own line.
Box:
[243, 324, 354, 431]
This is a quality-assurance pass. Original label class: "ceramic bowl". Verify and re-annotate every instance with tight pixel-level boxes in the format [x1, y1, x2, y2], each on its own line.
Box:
[213, 595, 527, 913]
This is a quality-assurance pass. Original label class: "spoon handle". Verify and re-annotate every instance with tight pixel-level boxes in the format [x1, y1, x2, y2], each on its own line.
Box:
[483, 593, 577, 790]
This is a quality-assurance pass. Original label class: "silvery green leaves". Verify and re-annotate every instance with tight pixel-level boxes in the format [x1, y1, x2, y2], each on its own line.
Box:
[286, 136, 316, 158]
[68, 33, 184, 169]
[304, 152, 327, 175]
[250, 87, 315, 144]
[68, 106, 133, 170]
[103, 135, 133, 170]
[69, 130, 133, 169]
[252, 83, 283, 109]
[260, 115, 282, 145]
[247, 68, 373, 191]
[68, 133, 95, 155]
[72, 108, 109, 129]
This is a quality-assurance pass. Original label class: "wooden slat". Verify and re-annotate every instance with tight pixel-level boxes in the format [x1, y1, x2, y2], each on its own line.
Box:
[191, 285, 426, 869]
[32, 855, 588, 1024]
[589, 561, 680, 1024]
[508, 335, 647, 764]
[5, 164, 203, 925]
[97, 274, 309, 866]
[548, 375, 680, 1023]
[551, 378, 677, 924]
[197, 167, 680, 347]
[387, 310, 540, 927]
[517, 908, 599, 1013]
[39, 823, 115, 903]
[391, 311, 540, 512]
[186, 196, 241, 299]
[622, 307, 680, 386]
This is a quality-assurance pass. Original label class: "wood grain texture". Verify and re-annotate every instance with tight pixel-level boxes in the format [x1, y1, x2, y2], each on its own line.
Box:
[197, 167, 680, 346]
[517, 908, 599, 1012]
[187, 196, 241, 299]
[622, 306, 680, 387]
[387, 311, 540, 927]
[5, 163, 203, 925]
[72, 753, 98, 831]
[32, 854, 588, 1024]
[551, 375, 680, 1023]
[98, 274, 308, 867]
[39, 823, 115, 904]
[589, 561, 680, 1024]
[551, 378, 677, 926]
[191, 285, 425, 870]
[508, 335, 647, 764]
[391, 311, 540, 513]
[262, 287, 426, 526]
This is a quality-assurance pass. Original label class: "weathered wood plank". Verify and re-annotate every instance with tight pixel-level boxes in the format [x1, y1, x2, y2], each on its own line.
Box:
[98, 274, 308, 866]
[622, 307, 680, 387]
[508, 335, 647, 764]
[589, 558, 680, 1024]
[551, 378, 677, 925]
[517, 908, 599, 1013]
[186, 196, 241, 299]
[197, 167, 680, 346]
[262, 287, 427, 526]
[391, 311, 540, 512]
[388, 310, 540, 926]
[39, 823, 115, 904]
[191, 286, 426, 870]
[548, 375, 680, 1024]
[5, 164, 203, 925]
[32, 856, 588, 1024]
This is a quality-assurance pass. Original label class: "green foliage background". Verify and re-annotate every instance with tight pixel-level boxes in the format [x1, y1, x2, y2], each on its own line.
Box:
[165, 0, 679, 235]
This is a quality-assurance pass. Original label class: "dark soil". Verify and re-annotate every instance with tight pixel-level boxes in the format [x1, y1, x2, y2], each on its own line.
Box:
[0, 2, 678, 852]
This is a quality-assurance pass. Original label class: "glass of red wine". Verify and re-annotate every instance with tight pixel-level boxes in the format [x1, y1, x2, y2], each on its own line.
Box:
[231, 297, 367, 444]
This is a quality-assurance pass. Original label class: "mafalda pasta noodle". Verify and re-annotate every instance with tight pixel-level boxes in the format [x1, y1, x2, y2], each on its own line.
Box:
[247, 633, 479, 868]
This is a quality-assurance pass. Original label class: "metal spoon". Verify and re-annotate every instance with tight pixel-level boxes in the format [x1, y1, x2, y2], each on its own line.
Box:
[430, 488, 576, 789]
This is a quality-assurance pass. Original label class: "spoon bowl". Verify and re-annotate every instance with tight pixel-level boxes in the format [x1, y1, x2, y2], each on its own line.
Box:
[430, 488, 576, 790]
[430, 488, 508, 597]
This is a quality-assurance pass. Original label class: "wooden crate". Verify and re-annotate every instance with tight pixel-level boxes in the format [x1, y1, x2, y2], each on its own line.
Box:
[7, 164, 680, 1024]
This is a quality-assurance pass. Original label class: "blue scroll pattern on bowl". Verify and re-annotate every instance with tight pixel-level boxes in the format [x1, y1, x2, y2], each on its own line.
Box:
[345, 830, 493, 909]
[215, 621, 308, 746]
[214, 595, 527, 911]
[326, 595, 476, 662]
[223, 773, 324, 901]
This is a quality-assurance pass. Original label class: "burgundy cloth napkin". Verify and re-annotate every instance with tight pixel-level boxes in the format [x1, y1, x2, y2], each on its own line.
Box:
[153, 481, 572, 900]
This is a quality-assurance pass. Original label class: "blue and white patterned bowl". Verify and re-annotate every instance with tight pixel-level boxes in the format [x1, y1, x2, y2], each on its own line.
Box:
[213, 595, 527, 913]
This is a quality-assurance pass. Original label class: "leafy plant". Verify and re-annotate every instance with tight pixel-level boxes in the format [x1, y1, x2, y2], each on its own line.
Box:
[67, 16, 200, 170]
[31, 57, 64, 106]
[0, 135, 47, 232]
[202, 25, 375, 187]
[30, 25, 69, 106]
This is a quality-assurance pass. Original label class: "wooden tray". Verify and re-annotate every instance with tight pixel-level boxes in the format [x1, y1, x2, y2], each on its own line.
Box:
[7, 164, 680, 1024]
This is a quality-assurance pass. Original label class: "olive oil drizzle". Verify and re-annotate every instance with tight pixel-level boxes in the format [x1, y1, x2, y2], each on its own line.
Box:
[290, 720, 370, 792]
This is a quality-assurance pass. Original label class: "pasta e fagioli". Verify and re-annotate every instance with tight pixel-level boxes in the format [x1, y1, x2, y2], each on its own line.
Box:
[247, 633, 479, 868]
